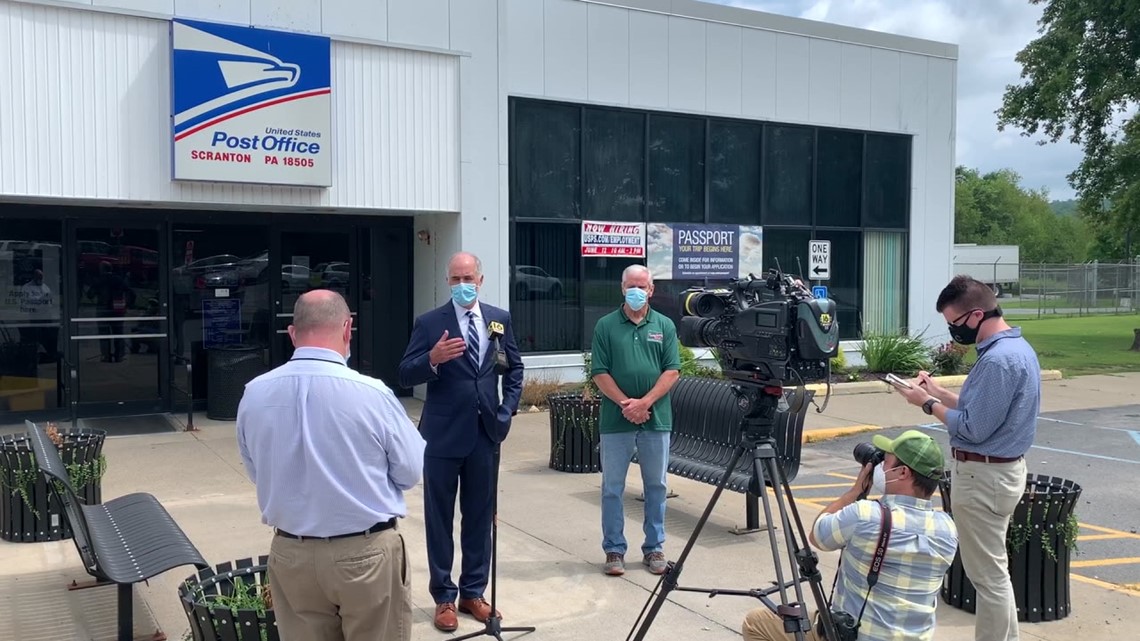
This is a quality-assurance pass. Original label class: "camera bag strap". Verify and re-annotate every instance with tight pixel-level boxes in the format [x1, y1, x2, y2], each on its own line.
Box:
[853, 500, 893, 628]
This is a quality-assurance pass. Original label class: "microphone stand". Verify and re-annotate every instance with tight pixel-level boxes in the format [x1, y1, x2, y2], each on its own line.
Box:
[452, 443, 536, 641]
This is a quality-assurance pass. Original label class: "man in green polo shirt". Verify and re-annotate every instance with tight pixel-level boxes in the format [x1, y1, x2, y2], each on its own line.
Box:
[590, 264, 680, 577]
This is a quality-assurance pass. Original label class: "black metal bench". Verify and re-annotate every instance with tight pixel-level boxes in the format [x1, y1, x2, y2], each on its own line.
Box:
[634, 377, 812, 534]
[25, 420, 209, 641]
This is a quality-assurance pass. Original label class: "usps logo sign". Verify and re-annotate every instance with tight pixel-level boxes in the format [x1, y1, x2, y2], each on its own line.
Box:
[171, 19, 332, 186]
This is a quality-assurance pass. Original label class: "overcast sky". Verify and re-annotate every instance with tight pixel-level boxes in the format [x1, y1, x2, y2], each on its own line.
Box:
[705, 0, 1081, 201]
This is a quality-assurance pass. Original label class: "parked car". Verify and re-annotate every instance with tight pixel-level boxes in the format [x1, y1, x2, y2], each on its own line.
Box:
[514, 265, 563, 300]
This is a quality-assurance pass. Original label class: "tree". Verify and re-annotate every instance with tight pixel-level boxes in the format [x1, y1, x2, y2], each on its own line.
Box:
[996, 0, 1140, 257]
[954, 165, 1091, 263]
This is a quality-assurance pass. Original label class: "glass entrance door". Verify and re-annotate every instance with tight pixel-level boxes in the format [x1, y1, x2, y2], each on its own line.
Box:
[273, 229, 356, 364]
[68, 224, 167, 415]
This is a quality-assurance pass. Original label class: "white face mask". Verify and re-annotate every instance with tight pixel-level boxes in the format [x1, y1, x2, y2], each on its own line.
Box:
[872, 462, 903, 495]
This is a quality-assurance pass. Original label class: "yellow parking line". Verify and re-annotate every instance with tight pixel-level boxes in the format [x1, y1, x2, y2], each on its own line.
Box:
[1070, 557, 1140, 569]
[827, 472, 859, 481]
[1078, 534, 1128, 542]
[789, 483, 854, 490]
[1072, 574, 1140, 596]
[1079, 523, 1140, 540]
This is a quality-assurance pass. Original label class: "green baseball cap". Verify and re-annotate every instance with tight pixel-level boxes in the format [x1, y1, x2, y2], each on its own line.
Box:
[872, 430, 945, 479]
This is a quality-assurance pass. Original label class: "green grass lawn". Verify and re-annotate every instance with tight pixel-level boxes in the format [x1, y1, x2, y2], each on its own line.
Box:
[1001, 314, 1140, 376]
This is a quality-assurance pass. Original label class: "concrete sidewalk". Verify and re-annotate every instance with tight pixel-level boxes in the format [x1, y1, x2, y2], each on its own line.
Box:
[1, 373, 1137, 640]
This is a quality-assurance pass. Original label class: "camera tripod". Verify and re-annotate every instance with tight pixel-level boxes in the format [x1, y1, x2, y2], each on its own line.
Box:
[625, 383, 839, 641]
[453, 444, 536, 641]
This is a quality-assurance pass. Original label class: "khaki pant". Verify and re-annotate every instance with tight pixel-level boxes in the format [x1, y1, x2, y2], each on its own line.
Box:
[742, 608, 821, 641]
[268, 526, 412, 641]
[952, 457, 1026, 641]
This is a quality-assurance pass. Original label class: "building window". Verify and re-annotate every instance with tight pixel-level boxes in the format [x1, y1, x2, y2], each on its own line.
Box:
[648, 114, 705, 222]
[507, 98, 913, 353]
[814, 230, 862, 340]
[584, 109, 645, 221]
[863, 134, 910, 229]
[709, 120, 762, 225]
[763, 126, 814, 226]
[509, 101, 580, 219]
[862, 231, 907, 334]
[816, 130, 863, 227]
[511, 223, 581, 352]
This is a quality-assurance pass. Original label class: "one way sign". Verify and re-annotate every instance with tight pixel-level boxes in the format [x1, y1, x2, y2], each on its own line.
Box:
[809, 240, 831, 280]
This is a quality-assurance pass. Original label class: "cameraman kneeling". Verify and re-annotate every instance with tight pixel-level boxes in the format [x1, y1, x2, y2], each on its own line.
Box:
[742, 431, 958, 641]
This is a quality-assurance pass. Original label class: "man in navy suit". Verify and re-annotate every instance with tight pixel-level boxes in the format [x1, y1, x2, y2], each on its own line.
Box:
[398, 252, 524, 633]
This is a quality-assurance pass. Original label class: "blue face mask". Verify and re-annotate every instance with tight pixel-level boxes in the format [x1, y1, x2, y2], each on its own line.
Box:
[451, 283, 478, 307]
[624, 287, 648, 311]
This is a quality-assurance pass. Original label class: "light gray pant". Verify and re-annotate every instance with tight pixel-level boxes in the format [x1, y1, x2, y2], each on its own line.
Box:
[268, 526, 412, 641]
[952, 457, 1026, 641]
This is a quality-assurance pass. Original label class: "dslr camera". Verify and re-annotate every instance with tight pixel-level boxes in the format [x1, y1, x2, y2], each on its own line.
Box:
[678, 267, 839, 386]
[816, 609, 860, 641]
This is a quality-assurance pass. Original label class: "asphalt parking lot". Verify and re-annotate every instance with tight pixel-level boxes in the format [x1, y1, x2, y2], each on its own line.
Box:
[787, 404, 1140, 588]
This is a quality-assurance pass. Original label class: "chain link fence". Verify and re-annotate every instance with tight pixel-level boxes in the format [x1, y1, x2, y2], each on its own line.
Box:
[1001, 260, 1140, 319]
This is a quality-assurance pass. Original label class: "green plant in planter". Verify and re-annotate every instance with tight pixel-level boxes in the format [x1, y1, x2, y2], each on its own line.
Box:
[181, 575, 273, 641]
[549, 352, 601, 457]
[1, 424, 107, 517]
[861, 330, 931, 375]
[931, 341, 970, 376]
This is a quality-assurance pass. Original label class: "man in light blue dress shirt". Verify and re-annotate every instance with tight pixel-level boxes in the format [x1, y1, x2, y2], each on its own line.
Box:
[896, 275, 1040, 641]
[238, 290, 426, 641]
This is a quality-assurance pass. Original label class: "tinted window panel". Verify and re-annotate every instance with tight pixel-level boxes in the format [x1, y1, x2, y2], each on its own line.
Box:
[763, 126, 814, 226]
[863, 134, 910, 229]
[709, 120, 762, 225]
[510, 100, 580, 220]
[648, 115, 704, 223]
[816, 130, 863, 227]
[584, 109, 645, 221]
[512, 223, 581, 352]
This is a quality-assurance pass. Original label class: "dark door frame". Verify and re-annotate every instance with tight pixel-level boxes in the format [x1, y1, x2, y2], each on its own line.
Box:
[269, 223, 361, 367]
[63, 219, 170, 419]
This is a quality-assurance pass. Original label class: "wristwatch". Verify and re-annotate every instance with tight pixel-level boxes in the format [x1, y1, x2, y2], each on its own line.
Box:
[922, 398, 942, 415]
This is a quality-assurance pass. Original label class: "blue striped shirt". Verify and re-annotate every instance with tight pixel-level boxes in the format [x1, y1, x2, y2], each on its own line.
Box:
[944, 328, 1040, 458]
[237, 347, 426, 537]
[813, 495, 959, 641]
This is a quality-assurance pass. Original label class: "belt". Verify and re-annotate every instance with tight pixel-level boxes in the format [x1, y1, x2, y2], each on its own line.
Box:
[275, 518, 396, 541]
[953, 448, 1022, 464]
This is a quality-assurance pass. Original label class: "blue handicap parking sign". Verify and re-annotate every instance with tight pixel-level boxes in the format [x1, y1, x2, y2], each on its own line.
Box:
[812, 286, 828, 299]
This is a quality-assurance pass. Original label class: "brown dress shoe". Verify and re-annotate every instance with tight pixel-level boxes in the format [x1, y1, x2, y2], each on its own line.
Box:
[458, 596, 500, 622]
[434, 602, 458, 632]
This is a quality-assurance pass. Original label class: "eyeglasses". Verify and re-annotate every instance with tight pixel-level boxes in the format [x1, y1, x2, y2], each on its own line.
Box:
[950, 309, 981, 326]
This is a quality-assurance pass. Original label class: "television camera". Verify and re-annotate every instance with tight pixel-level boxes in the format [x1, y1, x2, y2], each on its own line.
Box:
[678, 267, 840, 387]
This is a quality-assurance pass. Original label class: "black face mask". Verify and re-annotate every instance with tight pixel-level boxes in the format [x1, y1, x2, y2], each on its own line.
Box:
[948, 307, 1002, 345]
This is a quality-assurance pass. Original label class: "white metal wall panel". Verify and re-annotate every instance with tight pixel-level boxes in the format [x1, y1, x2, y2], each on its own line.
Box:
[740, 28, 777, 120]
[705, 23, 743, 116]
[586, 3, 629, 104]
[504, 0, 543, 95]
[387, 0, 450, 50]
[96, 0, 173, 14]
[839, 43, 872, 130]
[808, 39, 842, 125]
[250, 0, 321, 33]
[869, 48, 903, 131]
[322, 0, 386, 41]
[175, 1, 252, 25]
[0, 1, 459, 211]
[774, 33, 810, 121]
[628, 10, 668, 109]
[667, 17, 706, 113]
[543, 0, 587, 100]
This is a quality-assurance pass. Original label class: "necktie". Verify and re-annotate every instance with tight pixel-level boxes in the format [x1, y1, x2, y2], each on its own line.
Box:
[466, 310, 480, 369]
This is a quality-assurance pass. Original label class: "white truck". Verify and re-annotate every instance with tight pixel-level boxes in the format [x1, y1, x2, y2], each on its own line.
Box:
[952, 244, 1020, 297]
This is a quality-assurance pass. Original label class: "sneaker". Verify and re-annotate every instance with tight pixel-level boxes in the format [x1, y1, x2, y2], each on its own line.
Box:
[643, 551, 668, 575]
[603, 552, 625, 576]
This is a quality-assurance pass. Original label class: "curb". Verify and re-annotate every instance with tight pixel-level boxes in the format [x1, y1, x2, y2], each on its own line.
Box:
[805, 370, 1063, 396]
[802, 424, 883, 444]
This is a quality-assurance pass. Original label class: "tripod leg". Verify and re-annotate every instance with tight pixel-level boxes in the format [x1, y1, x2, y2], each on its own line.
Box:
[626, 440, 752, 641]
[764, 453, 842, 641]
[451, 445, 535, 641]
